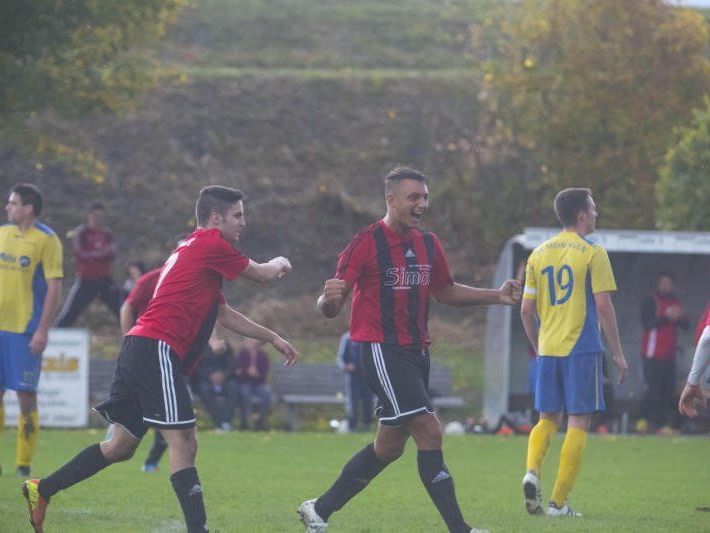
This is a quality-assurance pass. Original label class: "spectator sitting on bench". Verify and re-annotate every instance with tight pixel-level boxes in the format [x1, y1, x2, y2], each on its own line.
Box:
[194, 335, 239, 431]
[233, 338, 272, 430]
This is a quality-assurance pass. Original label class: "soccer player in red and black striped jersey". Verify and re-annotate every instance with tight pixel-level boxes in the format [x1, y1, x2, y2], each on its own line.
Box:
[299, 167, 521, 533]
[23, 186, 300, 533]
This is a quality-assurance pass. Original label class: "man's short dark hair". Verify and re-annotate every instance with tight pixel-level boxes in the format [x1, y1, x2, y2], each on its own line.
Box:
[89, 202, 105, 211]
[553, 188, 591, 227]
[383, 167, 429, 194]
[11, 183, 43, 216]
[195, 186, 244, 226]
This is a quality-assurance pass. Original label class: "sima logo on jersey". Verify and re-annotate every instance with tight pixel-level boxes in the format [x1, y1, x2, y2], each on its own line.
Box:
[383, 262, 432, 290]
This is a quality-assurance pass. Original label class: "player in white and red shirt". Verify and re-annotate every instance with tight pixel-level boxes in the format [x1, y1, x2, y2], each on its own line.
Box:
[679, 306, 710, 418]
[24, 186, 299, 533]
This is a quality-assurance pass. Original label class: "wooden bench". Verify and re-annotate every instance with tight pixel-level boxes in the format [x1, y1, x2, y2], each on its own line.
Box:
[271, 362, 464, 430]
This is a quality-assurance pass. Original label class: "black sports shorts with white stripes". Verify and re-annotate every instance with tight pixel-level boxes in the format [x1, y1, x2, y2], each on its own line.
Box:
[360, 342, 435, 426]
[94, 335, 196, 439]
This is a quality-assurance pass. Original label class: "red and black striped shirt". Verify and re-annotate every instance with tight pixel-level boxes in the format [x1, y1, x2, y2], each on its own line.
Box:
[335, 220, 453, 347]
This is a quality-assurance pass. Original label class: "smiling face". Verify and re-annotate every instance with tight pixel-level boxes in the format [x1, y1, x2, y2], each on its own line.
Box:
[385, 178, 429, 234]
[210, 200, 246, 245]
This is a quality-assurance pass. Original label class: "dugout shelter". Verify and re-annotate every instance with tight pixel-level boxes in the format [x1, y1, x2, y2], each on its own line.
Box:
[484, 228, 710, 425]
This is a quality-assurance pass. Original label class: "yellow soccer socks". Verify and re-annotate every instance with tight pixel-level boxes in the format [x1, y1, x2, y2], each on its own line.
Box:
[550, 427, 588, 507]
[17, 410, 39, 469]
[526, 417, 558, 475]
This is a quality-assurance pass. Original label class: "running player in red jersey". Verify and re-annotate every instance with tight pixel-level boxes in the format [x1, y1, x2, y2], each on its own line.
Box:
[23, 186, 299, 533]
[299, 167, 521, 533]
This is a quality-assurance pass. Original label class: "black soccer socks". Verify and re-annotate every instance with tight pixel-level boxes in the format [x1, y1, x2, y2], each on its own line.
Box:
[171, 466, 208, 533]
[315, 443, 388, 521]
[38, 443, 110, 499]
[417, 449, 471, 533]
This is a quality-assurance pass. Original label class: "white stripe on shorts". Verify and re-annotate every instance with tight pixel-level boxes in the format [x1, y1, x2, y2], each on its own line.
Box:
[371, 343, 401, 415]
[165, 343, 179, 422]
[158, 341, 177, 423]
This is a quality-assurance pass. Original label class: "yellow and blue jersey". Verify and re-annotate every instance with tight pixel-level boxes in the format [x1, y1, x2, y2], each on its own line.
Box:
[0, 223, 63, 334]
[523, 231, 616, 357]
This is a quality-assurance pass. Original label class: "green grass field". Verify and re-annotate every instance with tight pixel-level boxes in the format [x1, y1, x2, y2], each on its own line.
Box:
[1, 430, 709, 532]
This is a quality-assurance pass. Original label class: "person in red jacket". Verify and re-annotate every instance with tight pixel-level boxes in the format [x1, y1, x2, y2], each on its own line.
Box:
[56, 203, 120, 326]
[639, 272, 689, 432]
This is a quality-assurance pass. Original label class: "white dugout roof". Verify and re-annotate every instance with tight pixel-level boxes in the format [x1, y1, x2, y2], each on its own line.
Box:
[484, 228, 710, 423]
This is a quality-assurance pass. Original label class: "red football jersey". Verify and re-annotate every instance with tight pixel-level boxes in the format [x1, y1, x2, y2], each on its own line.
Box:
[125, 267, 161, 318]
[335, 220, 453, 346]
[129, 228, 249, 358]
[73, 225, 115, 279]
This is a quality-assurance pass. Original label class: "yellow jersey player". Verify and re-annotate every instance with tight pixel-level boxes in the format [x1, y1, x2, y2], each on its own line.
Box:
[520, 188, 627, 517]
[0, 183, 63, 477]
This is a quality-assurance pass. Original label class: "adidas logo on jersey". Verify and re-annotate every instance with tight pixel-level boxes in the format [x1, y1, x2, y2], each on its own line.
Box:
[405, 249, 416, 258]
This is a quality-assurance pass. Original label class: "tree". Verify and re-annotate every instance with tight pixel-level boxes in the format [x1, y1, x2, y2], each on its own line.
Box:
[482, 0, 710, 228]
[656, 99, 710, 231]
[0, 0, 189, 181]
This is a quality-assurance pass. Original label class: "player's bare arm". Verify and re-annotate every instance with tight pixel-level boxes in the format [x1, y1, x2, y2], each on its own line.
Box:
[679, 326, 710, 417]
[29, 277, 62, 355]
[217, 303, 299, 367]
[432, 279, 521, 307]
[317, 278, 351, 318]
[520, 298, 540, 354]
[594, 291, 628, 384]
[241, 257, 292, 283]
[119, 300, 137, 335]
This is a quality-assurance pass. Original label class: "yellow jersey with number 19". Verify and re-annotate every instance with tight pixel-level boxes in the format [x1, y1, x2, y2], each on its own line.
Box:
[523, 231, 616, 357]
[0, 222, 63, 334]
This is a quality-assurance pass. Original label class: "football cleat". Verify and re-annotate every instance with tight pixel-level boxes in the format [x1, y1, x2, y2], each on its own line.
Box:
[546, 501, 582, 517]
[141, 463, 159, 473]
[298, 499, 328, 532]
[22, 479, 49, 532]
[522, 470, 543, 515]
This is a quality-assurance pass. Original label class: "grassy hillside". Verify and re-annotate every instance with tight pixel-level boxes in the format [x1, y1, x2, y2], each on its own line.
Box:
[162, 0, 498, 70]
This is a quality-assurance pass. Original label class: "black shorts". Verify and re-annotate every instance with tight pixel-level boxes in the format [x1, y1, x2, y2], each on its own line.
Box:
[94, 336, 196, 439]
[360, 342, 434, 426]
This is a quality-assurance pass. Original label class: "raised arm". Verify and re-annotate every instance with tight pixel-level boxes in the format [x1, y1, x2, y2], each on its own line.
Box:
[432, 279, 521, 307]
[240, 257, 292, 283]
[317, 279, 352, 319]
[217, 303, 299, 367]
[595, 291, 628, 384]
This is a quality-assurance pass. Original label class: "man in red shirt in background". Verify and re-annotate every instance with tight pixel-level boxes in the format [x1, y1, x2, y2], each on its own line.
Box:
[24, 186, 300, 533]
[56, 203, 120, 326]
[639, 272, 689, 432]
[299, 167, 521, 533]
